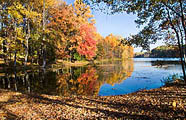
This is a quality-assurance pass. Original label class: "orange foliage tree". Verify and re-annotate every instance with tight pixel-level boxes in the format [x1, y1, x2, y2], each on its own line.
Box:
[48, 2, 80, 59]
[48, 0, 98, 61]
[96, 34, 133, 60]
[77, 24, 97, 60]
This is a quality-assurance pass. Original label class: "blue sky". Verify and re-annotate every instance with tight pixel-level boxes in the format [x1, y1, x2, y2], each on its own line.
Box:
[93, 12, 140, 38]
[64, 0, 163, 52]
[65, 0, 139, 37]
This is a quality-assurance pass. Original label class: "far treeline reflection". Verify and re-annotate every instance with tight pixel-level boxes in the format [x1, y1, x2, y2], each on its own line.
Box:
[0, 59, 134, 96]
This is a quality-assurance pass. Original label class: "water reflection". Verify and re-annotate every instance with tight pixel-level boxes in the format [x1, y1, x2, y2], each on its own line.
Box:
[97, 60, 133, 86]
[57, 66, 99, 96]
[0, 59, 134, 96]
[151, 60, 180, 67]
[0, 68, 57, 95]
[57, 59, 134, 96]
[1, 58, 181, 96]
[98, 58, 181, 96]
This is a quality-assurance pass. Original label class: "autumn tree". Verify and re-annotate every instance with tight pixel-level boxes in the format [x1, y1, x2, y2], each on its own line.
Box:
[77, 23, 97, 60]
[48, 2, 81, 61]
[83, 0, 186, 82]
[48, 0, 97, 61]
[95, 33, 105, 60]
[97, 34, 133, 60]
[74, 0, 97, 60]
[0, 0, 58, 67]
[2, 1, 26, 66]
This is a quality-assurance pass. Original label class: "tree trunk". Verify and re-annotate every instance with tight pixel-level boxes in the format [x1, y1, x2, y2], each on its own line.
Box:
[176, 33, 186, 82]
[14, 51, 17, 67]
[43, 49, 46, 67]
[3, 40, 7, 64]
[179, 0, 186, 65]
[10, 53, 11, 61]
[25, 19, 30, 66]
[1, 11, 6, 64]
[25, 71, 30, 93]
[172, 28, 186, 82]
[42, 0, 46, 68]
[177, 21, 186, 64]
[14, 69, 17, 91]
[179, 0, 186, 45]
[167, 8, 186, 82]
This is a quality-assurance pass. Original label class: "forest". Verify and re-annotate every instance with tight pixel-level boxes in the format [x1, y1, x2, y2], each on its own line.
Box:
[0, 0, 186, 119]
[0, 0, 133, 68]
[134, 45, 180, 58]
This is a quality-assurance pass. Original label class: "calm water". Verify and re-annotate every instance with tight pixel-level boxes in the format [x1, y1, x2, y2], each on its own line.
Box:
[0, 58, 182, 96]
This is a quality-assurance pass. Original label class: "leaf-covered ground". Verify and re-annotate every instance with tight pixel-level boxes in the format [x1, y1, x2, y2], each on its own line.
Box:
[0, 84, 185, 120]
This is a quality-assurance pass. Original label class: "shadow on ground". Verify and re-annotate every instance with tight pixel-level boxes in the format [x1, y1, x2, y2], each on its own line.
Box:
[0, 84, 185, 119]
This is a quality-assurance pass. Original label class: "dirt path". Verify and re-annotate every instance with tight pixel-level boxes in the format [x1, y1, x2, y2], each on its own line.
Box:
[0, 84, 185, 120]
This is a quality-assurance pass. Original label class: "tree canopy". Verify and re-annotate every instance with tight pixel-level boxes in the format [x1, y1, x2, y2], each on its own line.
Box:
[83, 0, 186, 82]
[83, 0, 185, 48]
[0, 0, 134, 67]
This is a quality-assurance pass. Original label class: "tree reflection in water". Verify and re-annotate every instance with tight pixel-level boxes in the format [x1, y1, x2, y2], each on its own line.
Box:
[0, 59, 134, 96]
[57, 59, 134, 96]
[57, 66, 99, 96]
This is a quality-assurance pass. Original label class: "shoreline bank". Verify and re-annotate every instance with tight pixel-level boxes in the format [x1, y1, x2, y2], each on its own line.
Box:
[0, 83, 185, 119]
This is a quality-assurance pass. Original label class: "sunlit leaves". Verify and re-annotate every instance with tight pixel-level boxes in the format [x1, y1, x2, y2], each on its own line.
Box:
[74, 0, 94, 24]
[7, 2, 25, 23]
[48, 2, 80, 59]
[96, 34, 133, 60]
[77, 24, 97, 60]
[49, 1, 98, 61]
[0, 0, 134, 65]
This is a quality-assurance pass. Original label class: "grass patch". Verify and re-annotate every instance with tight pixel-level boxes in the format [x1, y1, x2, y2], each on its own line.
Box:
[161, 73, 184, 86]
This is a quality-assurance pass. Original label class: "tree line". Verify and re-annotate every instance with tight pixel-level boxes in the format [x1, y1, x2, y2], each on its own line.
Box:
[0, 0, 133, 68]
[135, 45, 180, 58]
[83, 0, 186, 82]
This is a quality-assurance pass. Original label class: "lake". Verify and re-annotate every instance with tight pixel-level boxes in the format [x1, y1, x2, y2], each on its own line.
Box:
[0, 58, 182, 96]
